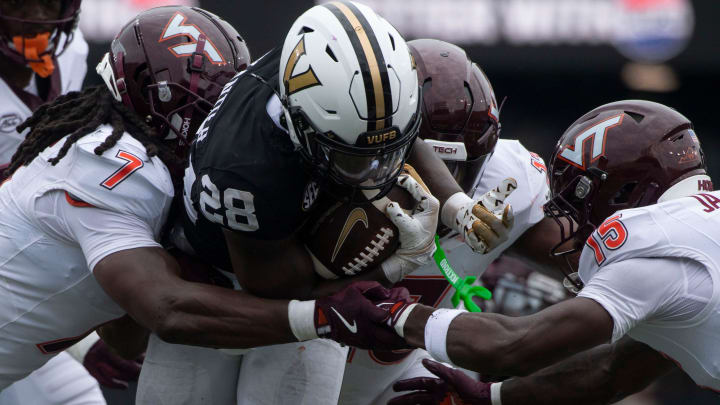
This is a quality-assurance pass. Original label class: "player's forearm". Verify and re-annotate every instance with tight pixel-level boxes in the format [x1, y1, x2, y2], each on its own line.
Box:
[500, 338, 675, 404]
[407, 138, 462, 211]
[154, 281, 296, 348]
[403, 305, 534, 375]
[403, 298, 613, 376]
[96, 315, 149, 359]
[506, 217, 579, 280]
[96, 247, 300, 349]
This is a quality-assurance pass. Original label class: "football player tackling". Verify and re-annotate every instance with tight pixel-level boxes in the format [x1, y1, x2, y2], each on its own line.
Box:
[139, 3, 515, 404]
[338, 38, 560, 405]
[330, 100, 719, 403]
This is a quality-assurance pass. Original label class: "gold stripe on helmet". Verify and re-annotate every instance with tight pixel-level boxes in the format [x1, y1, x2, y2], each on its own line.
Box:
[329, 1, 386, 130]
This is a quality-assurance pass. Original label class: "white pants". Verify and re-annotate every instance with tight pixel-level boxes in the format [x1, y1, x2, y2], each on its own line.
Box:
[137, 333, 241, 405]
[236, 339, 348, 405]
[0, 352, 106, 405]
[339, 349, 433, 405]
[137, 333, 348, 405]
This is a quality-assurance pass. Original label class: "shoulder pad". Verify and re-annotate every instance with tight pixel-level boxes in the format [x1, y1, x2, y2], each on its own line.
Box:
[45, 125, 174, 232]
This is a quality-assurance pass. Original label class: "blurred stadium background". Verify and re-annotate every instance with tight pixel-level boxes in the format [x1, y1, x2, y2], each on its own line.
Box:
[79, 1, 719, 404]
[80, 0, 720, 183]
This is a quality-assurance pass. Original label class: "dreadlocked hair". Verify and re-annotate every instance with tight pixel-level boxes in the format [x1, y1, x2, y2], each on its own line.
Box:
[7, 85, 183, 176]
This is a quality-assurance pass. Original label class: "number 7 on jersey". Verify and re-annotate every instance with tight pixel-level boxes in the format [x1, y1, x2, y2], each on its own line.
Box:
[101, 150, 144, 190]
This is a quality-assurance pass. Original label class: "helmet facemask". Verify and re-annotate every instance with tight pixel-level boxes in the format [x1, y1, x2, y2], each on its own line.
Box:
[285, 94, 422, 203]
[0, 0, 80, 75]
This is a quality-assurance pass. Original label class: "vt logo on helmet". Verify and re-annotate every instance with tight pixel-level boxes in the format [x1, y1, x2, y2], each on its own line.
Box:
[557, 114, 624, 170]
[159, 11, 226, 66]
[278, 1, 421, 200]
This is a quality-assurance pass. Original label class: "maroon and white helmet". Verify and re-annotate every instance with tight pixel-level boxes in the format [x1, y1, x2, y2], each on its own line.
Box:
[408, 39, 500, 194]
[0, 0, 81, 68]
[96, 6, 250, 157]
[545, 100, 710, 266]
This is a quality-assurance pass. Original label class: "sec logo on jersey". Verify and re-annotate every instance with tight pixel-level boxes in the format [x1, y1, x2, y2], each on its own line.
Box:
[0, 114, 22, 134]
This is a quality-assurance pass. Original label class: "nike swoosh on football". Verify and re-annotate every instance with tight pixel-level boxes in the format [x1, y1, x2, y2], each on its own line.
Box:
[331, 307, 358, 334]
[331, 207, 369, 262]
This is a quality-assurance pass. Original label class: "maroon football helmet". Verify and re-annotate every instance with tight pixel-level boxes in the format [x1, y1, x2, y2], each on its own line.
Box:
[0, 0, 81, 67]
[545, 100, 708, 267]
[408, 39, 500, 194]
[96, 6, 250, 159]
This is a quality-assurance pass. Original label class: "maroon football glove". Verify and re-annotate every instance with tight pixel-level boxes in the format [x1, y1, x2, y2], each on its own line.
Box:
[314, 281, 410, 351]
[83, 339, 143, 389]
[389, 359, 492, 405]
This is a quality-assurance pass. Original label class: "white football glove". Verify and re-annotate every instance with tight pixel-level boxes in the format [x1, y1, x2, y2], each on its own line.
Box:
[380, 173, 440, 283]
[441, 178, 517, 254]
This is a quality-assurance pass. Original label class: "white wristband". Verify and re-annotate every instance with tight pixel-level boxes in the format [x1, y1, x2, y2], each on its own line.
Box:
[441, 192, 473, 231]
[393, 303, 418, 338]
[490, 381, 503, 405]
[424, 308, 465, 365]
[65, 331, 100, 363]
[288, 300, 319, 341]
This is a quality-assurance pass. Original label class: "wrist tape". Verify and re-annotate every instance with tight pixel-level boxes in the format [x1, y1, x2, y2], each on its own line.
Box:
[491, 381, 503, 405]
[441, 192, 474, 232]
[288, 300, 319, 341]
[393, 303, 417, 338]
[66, 331, 100, 363]
[424, 308, 465, 365]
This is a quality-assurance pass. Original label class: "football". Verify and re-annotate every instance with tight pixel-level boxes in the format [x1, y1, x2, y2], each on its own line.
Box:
[302, 183, 417, 279]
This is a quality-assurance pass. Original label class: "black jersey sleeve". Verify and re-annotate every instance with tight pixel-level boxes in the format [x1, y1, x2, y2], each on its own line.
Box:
[186, 48, 313, 241]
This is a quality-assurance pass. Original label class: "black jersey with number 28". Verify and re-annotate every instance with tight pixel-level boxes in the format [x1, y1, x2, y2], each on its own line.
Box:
[181, 48, 319, 268]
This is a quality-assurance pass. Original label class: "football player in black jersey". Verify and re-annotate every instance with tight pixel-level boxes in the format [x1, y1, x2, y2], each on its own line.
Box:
[182, 1, 514, 302]
[149, 2, 518, 404]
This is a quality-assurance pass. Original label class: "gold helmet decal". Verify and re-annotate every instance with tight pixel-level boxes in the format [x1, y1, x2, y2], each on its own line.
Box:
[283, 36, 322, 96]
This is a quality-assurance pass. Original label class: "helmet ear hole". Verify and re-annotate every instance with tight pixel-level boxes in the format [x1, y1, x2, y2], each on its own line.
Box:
[463, 82, 474, 112]
[610, 182, 638, 205]
[325, 45, 338, 62]
[421, 77, 432, 94]
[624, 111, 645, 124]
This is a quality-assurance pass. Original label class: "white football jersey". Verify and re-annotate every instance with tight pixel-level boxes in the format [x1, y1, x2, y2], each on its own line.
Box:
[0, 125, 173, 389]
[0, 30, 88, 166]
[339, 139, 550, 404]
[577, 190, 720, 391]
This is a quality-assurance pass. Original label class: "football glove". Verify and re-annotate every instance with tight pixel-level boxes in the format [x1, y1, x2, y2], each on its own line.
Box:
[81, 338, 143, 390]
[381, 172, 440, 283]
[290, 282, 411, 351]
[390, 359, 493, 405]
[442, 178, 517, 254]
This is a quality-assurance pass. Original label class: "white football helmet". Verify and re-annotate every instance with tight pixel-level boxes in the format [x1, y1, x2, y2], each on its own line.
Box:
[279, 1, 421, 195]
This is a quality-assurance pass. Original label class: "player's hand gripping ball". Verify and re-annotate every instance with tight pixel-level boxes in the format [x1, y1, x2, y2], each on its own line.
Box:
[380, 169, 439, 283]
[303, 164, 438, 283]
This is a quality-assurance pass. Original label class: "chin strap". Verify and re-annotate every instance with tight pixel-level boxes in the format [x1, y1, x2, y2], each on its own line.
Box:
[178, 33, 207, 144]
[12, 32, 54, 78]
[113, 51, 135, 111]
